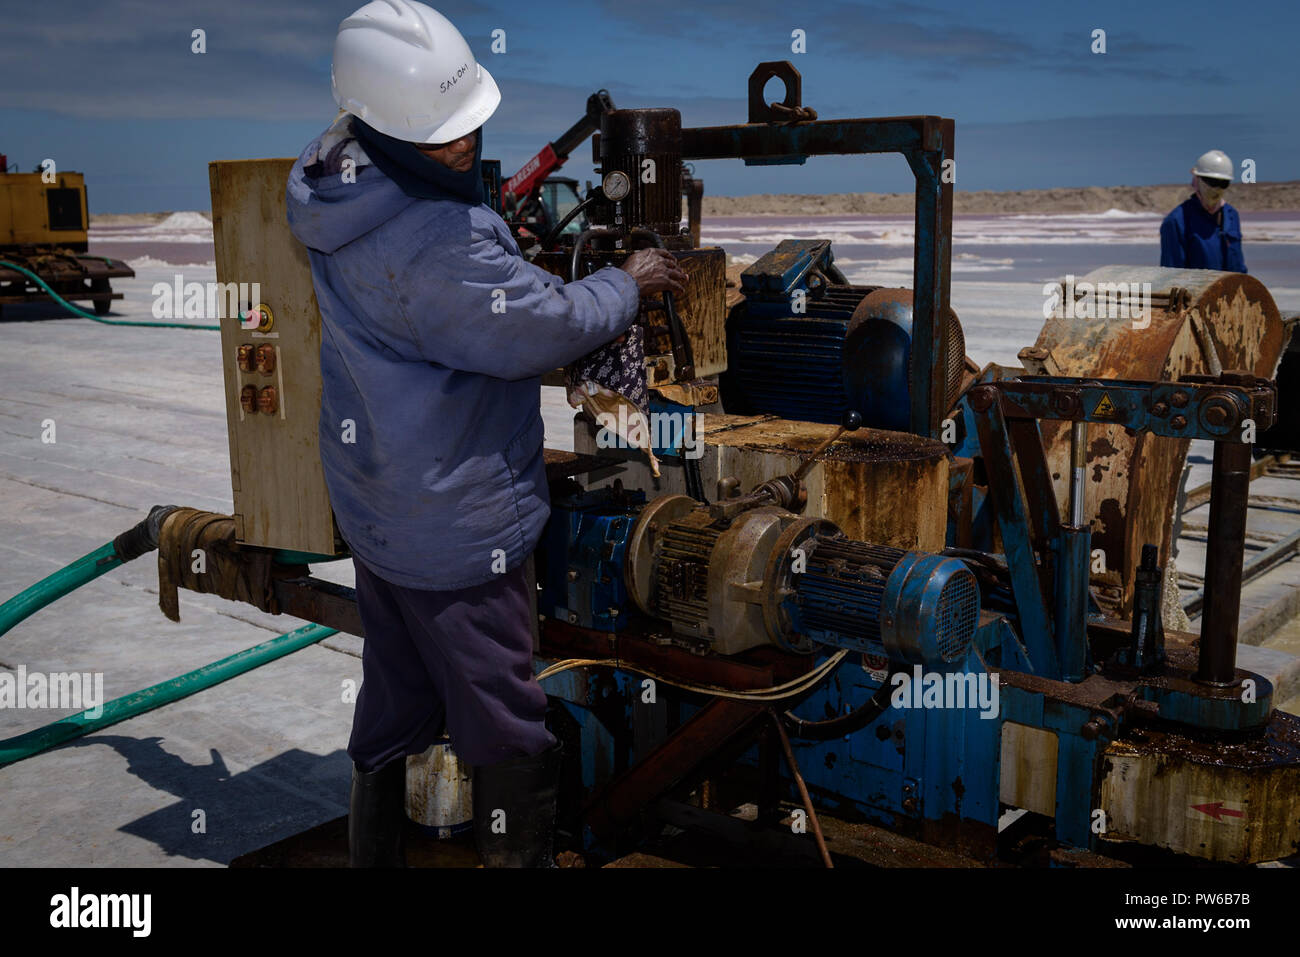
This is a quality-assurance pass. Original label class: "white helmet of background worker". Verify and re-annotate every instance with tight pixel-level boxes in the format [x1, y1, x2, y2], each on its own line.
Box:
[331, 0, 500, 144]
[1191, 149, 1234, 184]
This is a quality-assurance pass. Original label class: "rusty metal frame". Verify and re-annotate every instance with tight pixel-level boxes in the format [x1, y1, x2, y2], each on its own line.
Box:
[678, 62, 954, 437]
[582, 696, 769, 841]
[271, 577, 364, 637]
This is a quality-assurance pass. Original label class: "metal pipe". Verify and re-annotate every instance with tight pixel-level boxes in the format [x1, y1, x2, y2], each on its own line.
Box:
[768, 709, 833, 868]
[1197, 441, 1253, 685]
[1069, 420, 1087, 526]
[627, 227, 695, 381]
[1045, 420, 1093, 682]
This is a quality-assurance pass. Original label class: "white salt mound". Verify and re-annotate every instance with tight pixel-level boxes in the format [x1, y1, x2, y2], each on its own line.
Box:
[148, 211, 212, 231]
[127, 255, 215, 269]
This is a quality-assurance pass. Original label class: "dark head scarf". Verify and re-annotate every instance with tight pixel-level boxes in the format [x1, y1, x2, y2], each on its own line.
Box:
[352, 116, 485, 205]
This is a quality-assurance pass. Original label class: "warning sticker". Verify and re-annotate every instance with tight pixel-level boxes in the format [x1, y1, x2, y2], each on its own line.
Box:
[1093, 392, 1118, 417]
[862, 653, 890, 684]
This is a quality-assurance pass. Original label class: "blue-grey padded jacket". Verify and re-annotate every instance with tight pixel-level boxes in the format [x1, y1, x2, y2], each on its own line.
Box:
[286, 125, 639, 589]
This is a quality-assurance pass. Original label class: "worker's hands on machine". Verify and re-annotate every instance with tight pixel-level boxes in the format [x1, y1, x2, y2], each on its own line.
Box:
[619, 248, 688, 298]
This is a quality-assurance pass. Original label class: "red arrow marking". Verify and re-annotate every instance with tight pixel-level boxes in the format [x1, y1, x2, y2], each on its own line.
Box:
[1191, 801, 1245, 822]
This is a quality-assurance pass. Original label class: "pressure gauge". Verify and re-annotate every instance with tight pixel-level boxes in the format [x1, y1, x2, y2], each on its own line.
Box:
[602, 170, 631, 202]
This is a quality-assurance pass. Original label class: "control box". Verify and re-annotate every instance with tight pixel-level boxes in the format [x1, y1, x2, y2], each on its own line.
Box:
[210, 158, 339, 554]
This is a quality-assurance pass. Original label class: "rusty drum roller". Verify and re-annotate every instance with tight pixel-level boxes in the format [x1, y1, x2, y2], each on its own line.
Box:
[1020, 266, 1287, 617]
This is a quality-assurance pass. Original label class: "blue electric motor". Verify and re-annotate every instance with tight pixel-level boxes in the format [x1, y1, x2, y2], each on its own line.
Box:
[792, 535, 980, 667]
[723, 239, 965, 431]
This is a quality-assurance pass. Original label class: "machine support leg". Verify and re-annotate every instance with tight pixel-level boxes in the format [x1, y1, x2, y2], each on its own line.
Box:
[769, 710, 833, 868]
[1197, 441, 1253, 685]
[1054, 524, 1090, 682]
[1054, 421, 1090, 681]
[972, 399, 1061, 677]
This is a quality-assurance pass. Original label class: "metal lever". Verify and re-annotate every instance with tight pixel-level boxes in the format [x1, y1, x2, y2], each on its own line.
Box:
[572, 226, 696, 382]
[794, 410, 862, 483]
[629, 228, 695, 381]
[709, 411, 863, 519]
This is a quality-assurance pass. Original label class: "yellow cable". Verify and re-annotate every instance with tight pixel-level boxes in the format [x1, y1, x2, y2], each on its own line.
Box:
[535, 650, 849, 702]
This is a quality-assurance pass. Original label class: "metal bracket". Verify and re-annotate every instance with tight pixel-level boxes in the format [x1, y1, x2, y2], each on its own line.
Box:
[748, 61, 804, 124]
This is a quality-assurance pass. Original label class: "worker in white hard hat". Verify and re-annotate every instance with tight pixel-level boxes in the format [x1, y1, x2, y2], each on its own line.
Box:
[1159, 149, 1247, 273]
[286, 0, 686, 868]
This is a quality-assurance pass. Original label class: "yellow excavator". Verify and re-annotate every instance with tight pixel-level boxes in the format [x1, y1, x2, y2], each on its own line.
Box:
[0, 153, 134, 319]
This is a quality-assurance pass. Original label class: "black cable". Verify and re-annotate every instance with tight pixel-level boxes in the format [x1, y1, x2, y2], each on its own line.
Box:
[781, 663, 901, 740]
[568, 227, 620, 282]
[540, 194, 599, 251]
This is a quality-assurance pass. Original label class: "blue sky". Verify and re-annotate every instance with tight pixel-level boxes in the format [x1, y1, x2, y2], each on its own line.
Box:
[2, 0, 1297, 212]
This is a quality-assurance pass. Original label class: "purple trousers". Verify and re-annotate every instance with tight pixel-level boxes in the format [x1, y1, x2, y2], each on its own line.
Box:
[347, 556, 556, 771]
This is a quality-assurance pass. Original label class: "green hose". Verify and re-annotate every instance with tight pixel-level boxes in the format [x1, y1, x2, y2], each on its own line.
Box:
[0, 258, 219, 330]
[0, 622, 338, 768]
[0, 505, 344, 639]
[0, 541, 122, 639]
[0, 505, 178, 639]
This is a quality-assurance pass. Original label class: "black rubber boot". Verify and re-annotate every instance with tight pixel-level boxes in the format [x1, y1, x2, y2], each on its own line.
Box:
[348, 758, 407, 868]
[473, 742, 562, 868]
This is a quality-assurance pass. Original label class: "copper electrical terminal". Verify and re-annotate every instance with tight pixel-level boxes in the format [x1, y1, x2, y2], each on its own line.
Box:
[257, 386, 278, 415]
[255, 344, 277, 375]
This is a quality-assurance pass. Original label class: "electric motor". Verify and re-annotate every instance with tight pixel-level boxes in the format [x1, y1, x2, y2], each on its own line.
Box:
[623, 494, 981, 664]
[793, 535, 980, 666]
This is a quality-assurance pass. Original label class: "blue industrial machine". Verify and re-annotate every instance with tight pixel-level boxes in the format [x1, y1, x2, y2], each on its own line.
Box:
[517, 61, 1299, 866]
[537, 371, 1285, 863]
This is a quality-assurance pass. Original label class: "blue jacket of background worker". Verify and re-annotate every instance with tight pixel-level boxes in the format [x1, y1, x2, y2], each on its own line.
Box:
[1159, 196, 1247, 273]
[285, 122, 640, 590]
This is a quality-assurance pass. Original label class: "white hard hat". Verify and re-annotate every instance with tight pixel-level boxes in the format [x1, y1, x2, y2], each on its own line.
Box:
[1191, 149, 1233, 182]
[331, 0, 500, 144]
